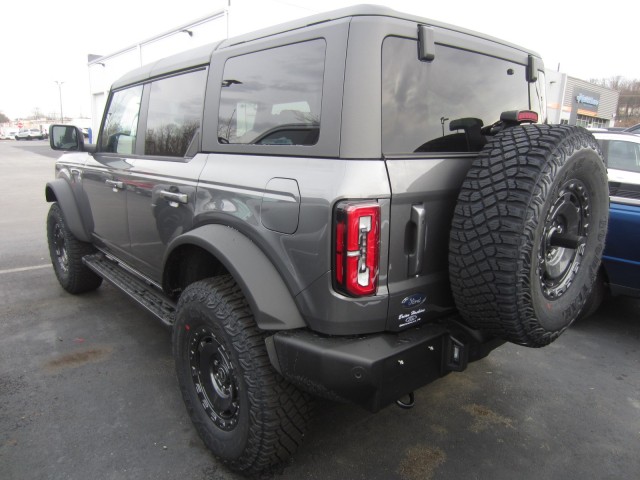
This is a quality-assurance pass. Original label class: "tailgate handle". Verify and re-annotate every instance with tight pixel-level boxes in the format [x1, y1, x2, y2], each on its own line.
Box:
[408, 204, 427, 276]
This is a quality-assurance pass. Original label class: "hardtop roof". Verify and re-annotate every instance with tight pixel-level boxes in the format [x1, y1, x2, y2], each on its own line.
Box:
[111, 4, 540, 90]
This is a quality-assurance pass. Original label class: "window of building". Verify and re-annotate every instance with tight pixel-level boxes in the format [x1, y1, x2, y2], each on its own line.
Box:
[382, 37, 531, 154]
[576, 114, 608, 129]
[100, 85, 143, 154]
[144, 69, 207, 157]
[218, 40, 326, 146]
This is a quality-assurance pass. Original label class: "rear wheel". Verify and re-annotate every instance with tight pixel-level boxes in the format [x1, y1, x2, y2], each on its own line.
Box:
[47, 203, 102, 294]
[449, 125, 609, 347]
[173, 276, 312, 475]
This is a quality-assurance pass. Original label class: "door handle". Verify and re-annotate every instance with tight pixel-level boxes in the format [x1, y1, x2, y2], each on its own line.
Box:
[105, 179, 124, 190]
[408, 204, 427, 276]
[160, 190, 188, 205]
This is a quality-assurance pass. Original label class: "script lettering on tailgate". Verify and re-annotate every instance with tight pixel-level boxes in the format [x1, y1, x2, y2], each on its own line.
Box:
[398, 308, 427, 328]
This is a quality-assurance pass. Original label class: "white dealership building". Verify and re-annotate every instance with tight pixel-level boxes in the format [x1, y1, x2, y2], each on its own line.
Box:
[546, 70, 620, 128]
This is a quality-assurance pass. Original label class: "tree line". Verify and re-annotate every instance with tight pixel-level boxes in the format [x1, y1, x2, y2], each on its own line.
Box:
[590, 77, 640, 127]
[0, 107, 65, 125]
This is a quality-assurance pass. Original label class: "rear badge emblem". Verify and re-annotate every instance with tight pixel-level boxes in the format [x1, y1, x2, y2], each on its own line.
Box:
[401, 293, 427, 309]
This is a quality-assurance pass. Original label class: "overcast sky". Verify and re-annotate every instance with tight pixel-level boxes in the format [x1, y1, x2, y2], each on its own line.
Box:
[1, 0, 638, 121]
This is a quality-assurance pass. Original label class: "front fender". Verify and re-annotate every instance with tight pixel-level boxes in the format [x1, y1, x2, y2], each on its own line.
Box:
[45, 179, 91, 242]
[166, 224, 306, 330]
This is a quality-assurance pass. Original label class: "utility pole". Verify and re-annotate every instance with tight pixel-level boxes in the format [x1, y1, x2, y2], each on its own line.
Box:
[54, 81, 64, 123]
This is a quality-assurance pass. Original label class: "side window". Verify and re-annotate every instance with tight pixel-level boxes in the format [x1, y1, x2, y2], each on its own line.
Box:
[100, 85, 143, 154]
[218, 39, 326, 146]
[607, 140, 640, 173]
[144, 69, 207, 157]
[382, 36, 531, 154]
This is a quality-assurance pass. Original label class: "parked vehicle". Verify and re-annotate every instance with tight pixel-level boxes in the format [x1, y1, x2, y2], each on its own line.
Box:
[624, 123, 640, 134]
[0, 128, 18, 140]
[44, 5, 609, 475]
[580, 131, 640, 317]
[15, 128, 44, 140]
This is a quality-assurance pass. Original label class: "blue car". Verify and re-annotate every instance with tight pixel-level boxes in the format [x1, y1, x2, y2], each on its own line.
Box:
[582, 131, 640, 316]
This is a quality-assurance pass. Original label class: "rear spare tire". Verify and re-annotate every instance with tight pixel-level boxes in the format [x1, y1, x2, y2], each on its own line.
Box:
[449, 125, 608, 347]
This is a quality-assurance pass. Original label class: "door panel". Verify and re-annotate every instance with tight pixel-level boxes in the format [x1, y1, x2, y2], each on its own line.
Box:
[82, 155, 132, 256]
[125, 155, 207, 281]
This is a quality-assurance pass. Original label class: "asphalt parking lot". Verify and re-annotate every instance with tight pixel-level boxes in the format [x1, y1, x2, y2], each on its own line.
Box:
[1, 140, 639, 480]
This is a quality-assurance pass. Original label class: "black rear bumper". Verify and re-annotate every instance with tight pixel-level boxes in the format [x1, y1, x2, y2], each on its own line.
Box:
[266, 317, 504, 412]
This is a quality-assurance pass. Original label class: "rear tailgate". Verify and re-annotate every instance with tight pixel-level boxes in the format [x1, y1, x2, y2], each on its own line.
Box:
[384, 155, 475, 331]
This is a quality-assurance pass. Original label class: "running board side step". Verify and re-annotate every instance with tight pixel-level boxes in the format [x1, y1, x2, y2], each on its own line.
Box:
[83, 253, 176, 327]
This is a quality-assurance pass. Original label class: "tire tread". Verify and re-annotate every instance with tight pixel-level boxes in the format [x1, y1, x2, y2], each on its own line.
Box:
[47, 203, 102, 294]
[174, 276, 312, 475]
[449, 125, 608, 347]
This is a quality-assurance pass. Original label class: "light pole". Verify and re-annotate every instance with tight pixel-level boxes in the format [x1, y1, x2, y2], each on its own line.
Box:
[54, 81, 64, 123]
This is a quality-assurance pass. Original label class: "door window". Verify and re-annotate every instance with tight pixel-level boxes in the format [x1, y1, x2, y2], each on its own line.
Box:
[144, 69, 207, 157]
[100, 85, 143, 154]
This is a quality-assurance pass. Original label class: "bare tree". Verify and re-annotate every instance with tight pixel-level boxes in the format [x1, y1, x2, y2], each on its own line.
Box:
[590, 77, 640, 127]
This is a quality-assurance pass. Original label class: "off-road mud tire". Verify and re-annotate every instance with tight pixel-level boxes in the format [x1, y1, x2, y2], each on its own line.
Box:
[173, 276, 312, 475]
[449, 125, 609, 347]
[46, 202, 102, 294]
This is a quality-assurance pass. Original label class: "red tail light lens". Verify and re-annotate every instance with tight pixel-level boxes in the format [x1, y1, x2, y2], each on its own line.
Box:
[334, 201, 380, 296]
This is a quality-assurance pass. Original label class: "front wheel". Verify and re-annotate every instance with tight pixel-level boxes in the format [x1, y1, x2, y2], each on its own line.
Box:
[46, 203, 102, 294]
[173, 276, 312, 475]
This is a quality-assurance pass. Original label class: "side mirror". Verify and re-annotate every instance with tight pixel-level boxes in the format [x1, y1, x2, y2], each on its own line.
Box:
[49, 125, 85, 152]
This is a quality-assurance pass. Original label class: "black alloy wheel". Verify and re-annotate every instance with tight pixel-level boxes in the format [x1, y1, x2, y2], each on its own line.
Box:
[188, 325, 240, 431]
[52, 220, 70, 275]
[538, 179, 590, 300]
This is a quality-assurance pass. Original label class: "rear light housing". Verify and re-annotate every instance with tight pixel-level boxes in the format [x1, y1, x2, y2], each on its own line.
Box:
[334, 201, 380, 297]
[500, 110, 539, 124]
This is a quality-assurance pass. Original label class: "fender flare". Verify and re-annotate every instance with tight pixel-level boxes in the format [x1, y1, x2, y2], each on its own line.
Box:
[45, 179, 91, 242]
[166, 224, 306, 330]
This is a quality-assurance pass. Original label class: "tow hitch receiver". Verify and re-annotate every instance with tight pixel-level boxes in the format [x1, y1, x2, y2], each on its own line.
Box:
[445, 335, 468, 372]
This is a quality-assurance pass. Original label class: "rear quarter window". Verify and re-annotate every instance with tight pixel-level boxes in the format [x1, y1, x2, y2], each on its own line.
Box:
[218, 39, 326, 146]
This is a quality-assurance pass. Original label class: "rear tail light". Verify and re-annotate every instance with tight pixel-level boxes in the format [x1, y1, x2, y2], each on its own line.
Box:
[334, 201, 380, 296]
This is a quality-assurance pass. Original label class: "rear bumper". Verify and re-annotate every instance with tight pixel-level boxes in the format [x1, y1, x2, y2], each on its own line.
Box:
[266, 317, 503, 412]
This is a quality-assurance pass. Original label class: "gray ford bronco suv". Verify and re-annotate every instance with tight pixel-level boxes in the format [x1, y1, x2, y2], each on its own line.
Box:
[46, 5, 609, 475]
